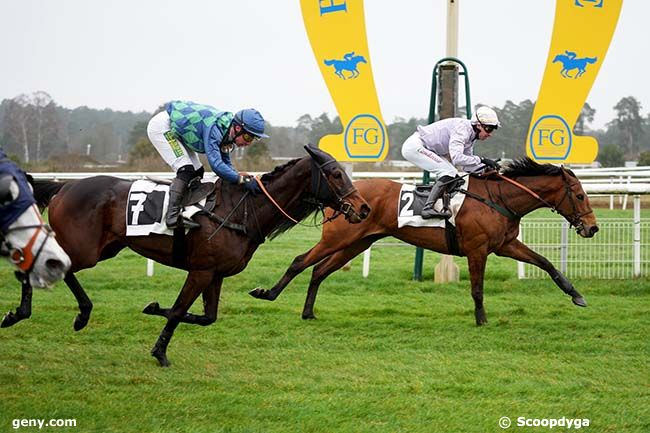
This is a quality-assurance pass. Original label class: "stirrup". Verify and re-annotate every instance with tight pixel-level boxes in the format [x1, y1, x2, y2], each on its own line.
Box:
[180, 217, 200, 229]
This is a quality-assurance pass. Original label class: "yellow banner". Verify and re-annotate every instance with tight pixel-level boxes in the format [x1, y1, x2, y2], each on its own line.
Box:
[301, 0, 388, 161]
[527, 0, 623, 163]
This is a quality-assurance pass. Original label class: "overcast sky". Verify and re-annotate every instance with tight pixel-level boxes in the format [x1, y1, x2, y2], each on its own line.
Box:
[0, 0, 646, 130]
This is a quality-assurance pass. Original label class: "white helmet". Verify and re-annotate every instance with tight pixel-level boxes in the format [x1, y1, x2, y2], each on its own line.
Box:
[471, 106, 500, 128]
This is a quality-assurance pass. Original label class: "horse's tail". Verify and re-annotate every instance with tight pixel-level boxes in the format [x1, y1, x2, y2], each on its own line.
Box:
[31, 178, 66, 209]
[585, 57, 598, 64]
[323, 59, 336, 66]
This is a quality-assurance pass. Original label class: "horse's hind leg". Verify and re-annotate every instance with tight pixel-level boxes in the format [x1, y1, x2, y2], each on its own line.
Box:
[150, 270, 212, 367]
[64, 273, 93, 331]
[496, 239, 586, 307]
[302, 236, 377, 320]
[1, 273, 33, 328]
[143, 274, 223, 326]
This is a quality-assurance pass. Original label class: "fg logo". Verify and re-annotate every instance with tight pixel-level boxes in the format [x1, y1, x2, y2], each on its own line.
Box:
[529, 115, 572, 160]
[344, 114, 386, 159]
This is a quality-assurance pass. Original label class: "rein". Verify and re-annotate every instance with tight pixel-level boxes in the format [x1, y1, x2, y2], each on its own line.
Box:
[254, 177, 299, 224]
[253, 158, 360, 227]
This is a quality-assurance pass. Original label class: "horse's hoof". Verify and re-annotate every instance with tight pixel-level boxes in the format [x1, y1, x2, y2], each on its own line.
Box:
[1, 312, 17, 328]
[151, 349, 170, 367]
[301, 313, 317, 320]
[73, 315, 88, 331]
[142, 302, 160, 315]
[248, 288, 265, 299]
[572, 296, 587, 307]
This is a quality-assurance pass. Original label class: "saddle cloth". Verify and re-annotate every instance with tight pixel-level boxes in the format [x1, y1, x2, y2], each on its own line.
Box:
[125, 180, 206, 237]
[397, 178, 469, 229]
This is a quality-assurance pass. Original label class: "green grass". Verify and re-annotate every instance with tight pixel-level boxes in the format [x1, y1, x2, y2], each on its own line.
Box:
[0, 209, 648, 433]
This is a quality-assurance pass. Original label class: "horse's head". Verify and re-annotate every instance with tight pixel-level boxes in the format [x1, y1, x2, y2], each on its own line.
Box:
[304, 145, 370, 223]
[355, 55, 367, 64]
[0, 172, 70, 287]
[553, 168, 599, 238]
[552, 54, 565, 64]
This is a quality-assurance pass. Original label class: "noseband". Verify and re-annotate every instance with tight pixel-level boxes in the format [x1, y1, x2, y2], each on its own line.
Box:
[311, 159, 359, 220]
[0, 207, 55, 276]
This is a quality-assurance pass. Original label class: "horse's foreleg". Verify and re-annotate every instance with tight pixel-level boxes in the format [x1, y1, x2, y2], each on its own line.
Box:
[1, 273, 33, 328]
[143, 274, 223, 326]
[249, 245, 336, 301]
[303, 237, 377, 320]
[150, 270, 211, 367]
[64, 273, 93, 331]
[467, 251, 489, 326]
[496, 239, 586, 307]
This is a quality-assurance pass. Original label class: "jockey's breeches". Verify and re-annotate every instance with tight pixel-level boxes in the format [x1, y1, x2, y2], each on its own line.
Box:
[401, 132, 457, 178]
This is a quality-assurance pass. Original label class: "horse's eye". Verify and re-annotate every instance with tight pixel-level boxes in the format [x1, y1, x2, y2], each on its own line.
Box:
[577, 194, 584, 201]
[332, 170, 343, 180]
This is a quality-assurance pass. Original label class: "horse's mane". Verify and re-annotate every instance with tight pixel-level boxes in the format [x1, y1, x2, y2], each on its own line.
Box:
[500, 157, 576, 179]
[259, 156, 320, 240]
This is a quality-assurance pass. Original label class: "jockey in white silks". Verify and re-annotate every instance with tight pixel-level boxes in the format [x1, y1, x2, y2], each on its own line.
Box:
[401, 106, 501, 219]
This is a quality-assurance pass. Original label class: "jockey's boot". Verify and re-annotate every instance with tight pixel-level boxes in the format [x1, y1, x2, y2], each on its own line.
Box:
[166, 166, 200, 230]
[421, 175, 454, 219]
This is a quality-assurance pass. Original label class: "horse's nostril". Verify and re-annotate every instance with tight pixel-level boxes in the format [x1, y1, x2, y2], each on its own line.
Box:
[591, 225, 599, 235]
[46, 258, 66, 272]
[361, 204, 371, 218]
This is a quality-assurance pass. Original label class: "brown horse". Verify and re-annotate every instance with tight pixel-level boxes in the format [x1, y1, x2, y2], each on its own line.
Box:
[32, 145, 371, 366]
[250, 158, 599, 325]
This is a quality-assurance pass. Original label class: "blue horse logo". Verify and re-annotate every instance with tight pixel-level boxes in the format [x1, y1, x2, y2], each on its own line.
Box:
[553, 51, 598, 78]
[323, 52, 367, 79]
[574, 0, 603, 7]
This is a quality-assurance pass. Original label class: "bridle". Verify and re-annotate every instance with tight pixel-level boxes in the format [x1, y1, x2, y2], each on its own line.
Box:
[492, 170, 594, 233]
[310, 158, 359, 221]
[0, 205, 55, 276]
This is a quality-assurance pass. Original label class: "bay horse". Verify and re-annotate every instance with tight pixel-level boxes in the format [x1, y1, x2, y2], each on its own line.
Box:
[250, 158, 599, 326]
[31, 145, 370, 366]
[1, 152, 70, 327]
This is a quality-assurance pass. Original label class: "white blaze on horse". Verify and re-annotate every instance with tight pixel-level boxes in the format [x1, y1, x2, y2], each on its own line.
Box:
[0, 153, 70, 327]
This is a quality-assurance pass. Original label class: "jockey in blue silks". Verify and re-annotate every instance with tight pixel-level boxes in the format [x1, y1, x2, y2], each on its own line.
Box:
[0, 149, 36, 232]
[147, 101, 269, 229]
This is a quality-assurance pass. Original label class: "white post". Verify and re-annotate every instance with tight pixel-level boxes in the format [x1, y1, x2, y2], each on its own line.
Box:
[517, 227, 525, 279]
[362, 248, 371, 278]
[634, 195, 641, 277]
[147, 259, 154, 277]
[446, 0, 459, 57]
[609, 177, 614, 210]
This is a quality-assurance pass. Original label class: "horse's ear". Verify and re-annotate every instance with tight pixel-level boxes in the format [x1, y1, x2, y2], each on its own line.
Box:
[304, 143, 322, 161]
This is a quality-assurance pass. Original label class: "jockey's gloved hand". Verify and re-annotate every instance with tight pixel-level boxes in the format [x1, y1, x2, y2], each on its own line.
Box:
[240, 175, 262, 195]
[480, 157, 501, 170]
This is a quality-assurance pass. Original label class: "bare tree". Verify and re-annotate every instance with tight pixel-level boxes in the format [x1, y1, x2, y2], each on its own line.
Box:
[5, 94, 32, 162]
